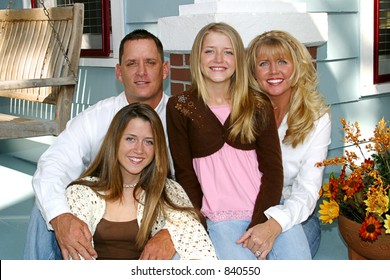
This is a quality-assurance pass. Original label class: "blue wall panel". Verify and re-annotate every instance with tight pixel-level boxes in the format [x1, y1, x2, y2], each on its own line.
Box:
[317, 13, 359, 61]
[317, 59, 359, 104]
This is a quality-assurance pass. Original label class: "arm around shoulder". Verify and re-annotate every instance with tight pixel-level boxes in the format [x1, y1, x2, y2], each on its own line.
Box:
[66, 183, 105, 234]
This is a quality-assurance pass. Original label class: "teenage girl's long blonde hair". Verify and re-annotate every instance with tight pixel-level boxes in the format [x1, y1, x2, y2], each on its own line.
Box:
[189, 22, 271, 143]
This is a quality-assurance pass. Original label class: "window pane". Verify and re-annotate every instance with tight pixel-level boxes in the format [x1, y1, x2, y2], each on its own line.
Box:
[34, 0, 112, 57]
[374, 0, 390, 83]
[378, 0, 390, 76]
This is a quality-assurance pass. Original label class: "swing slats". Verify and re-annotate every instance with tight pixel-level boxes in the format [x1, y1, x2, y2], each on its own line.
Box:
[0, 4, 84, 139]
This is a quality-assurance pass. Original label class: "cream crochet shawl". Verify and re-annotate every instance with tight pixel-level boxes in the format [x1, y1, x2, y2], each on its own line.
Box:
[66, 177, 217, 260]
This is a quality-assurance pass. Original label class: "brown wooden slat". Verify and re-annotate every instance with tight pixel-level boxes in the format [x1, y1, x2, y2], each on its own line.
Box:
[10, 22, 26, 80]
[0, 22, 17, 80]
[15, 22, 34, 81]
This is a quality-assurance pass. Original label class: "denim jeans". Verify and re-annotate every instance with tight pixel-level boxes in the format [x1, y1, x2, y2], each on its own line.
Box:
[266, 221, 312, 260]
[302, 213, 321, 258]
[207, 216, 317, 260]
[206, 219, 257, 260]
[23, 203, 62, 260]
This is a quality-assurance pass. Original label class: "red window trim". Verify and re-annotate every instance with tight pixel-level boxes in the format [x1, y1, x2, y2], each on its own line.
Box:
[374, 0, 390, 84]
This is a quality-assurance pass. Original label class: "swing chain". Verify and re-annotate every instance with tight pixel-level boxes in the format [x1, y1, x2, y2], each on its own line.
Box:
[6, 0, 13, 16]
[38, 0, 78, 82]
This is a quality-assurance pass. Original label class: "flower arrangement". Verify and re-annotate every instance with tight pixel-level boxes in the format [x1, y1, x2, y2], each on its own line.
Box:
[316, 117, 390, 241]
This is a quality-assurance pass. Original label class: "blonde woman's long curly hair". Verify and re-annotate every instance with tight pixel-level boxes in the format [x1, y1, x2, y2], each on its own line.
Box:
[247, 30, 330, 148]
[189, 22, 271, 143]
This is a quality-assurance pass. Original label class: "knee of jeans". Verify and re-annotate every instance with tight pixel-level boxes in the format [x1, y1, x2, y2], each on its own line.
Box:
[171, 252, 181, 260]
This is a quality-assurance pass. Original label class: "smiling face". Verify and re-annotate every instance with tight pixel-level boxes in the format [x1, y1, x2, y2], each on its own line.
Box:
[115, 39, 169, 109]
[200, 31, 236, 88]
[118, 117, 155, 184]
[254, 46, 294, 101]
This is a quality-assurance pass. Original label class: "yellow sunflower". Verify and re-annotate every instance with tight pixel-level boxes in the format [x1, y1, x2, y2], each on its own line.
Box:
[318, 199, 339, 224]
[384, 214, 390, 234]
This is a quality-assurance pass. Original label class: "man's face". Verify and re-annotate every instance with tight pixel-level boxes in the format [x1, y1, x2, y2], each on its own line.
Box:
[116, 39, 169, 108]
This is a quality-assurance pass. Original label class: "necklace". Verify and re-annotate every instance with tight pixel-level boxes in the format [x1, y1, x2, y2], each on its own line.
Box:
[123, 183, 137, 188]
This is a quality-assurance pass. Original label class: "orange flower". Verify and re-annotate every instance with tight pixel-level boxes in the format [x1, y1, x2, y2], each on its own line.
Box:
[317, 117, 390, 242]
[342, 118, 364, 146]
[359, 216, 382, 241]
[368, 117, 390, 155]
[343, 169, 364, 197]
[361, 158, 375, 170]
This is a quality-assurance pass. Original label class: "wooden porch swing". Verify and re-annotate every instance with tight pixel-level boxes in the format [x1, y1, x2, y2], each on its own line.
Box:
[0, 2, 84, 139]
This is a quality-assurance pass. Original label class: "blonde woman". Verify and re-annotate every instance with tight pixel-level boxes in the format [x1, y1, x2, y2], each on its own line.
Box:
[246, 30, 331, 259]
[66, 103, 217, 260]
[166, 22, 283, 260]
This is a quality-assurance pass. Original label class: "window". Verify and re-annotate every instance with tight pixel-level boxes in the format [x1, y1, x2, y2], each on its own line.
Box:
[374, 0, 390, 83]
[31, 0, 111, 57]
[360, 0, 390, 96]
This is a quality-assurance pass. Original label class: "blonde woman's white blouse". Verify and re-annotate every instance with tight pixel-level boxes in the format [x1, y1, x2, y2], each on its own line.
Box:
[264, 112, 332, 231]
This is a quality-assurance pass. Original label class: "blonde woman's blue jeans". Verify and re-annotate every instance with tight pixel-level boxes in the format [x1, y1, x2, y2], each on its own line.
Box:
[206, 217, 316, 260]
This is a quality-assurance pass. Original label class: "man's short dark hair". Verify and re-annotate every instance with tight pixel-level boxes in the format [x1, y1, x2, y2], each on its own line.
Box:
[119, 29, 164, 64]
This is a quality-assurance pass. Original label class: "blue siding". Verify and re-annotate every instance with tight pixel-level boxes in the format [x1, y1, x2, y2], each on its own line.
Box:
[317, 13, 359, 60]
[309, 0, 390, 156]
[0, 2, 23, 9]
[317, 59, 360, 104]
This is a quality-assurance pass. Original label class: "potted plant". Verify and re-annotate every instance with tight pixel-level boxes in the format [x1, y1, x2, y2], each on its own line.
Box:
[316, 117, 390, 259]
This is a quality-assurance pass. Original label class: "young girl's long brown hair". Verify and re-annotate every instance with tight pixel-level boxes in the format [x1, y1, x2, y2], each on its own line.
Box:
[69, 103, 201, 249]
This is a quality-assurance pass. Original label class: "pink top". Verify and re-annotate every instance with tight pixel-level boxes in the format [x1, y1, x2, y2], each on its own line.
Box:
[193, 104, 262, 222]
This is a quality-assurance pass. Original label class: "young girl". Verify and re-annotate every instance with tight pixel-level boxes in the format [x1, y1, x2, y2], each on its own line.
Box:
[166, 22, 283, 260]
[246, 30, 331, 259]
[66, 103, 217, 260]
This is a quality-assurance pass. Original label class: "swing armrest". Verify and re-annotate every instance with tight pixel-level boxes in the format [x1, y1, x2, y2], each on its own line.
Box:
[0, 77, 77, 91]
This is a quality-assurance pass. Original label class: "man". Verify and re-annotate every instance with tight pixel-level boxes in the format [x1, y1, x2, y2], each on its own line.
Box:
[24, 29, 175, 260]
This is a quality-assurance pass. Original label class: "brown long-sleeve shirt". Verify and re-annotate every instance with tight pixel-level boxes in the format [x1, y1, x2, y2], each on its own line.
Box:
[166, 91, 283, 228]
